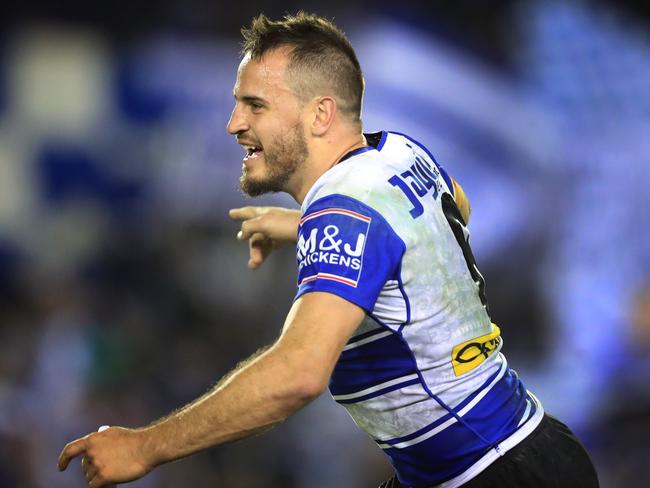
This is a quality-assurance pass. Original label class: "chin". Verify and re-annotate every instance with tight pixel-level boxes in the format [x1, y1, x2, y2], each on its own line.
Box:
[240, 176, 278, 197]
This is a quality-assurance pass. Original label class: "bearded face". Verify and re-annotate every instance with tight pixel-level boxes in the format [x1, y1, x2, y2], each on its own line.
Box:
[239, 122, 309, 197]
[229, 50, 313, 198]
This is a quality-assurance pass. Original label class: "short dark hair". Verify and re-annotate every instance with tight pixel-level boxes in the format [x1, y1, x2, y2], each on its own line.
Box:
[241, 12, 364, 124]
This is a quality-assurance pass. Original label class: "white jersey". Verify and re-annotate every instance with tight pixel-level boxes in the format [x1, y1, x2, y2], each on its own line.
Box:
[295, 131, 544, 488]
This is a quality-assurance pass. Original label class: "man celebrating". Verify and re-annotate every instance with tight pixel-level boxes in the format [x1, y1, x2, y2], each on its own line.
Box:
[59, 12, 598, 488]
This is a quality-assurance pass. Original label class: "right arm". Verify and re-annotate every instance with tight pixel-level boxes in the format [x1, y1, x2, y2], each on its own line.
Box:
[57, 292, 365, 487]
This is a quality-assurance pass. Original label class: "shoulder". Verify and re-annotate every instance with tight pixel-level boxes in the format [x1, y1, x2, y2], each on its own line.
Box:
[303, 132, 418, 214]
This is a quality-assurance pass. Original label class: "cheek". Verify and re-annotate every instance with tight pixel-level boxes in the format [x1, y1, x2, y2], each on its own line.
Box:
[252, 118, 276, 144]
[255, 108, 302, 149]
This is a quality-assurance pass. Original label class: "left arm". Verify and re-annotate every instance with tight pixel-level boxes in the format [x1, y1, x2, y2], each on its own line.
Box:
[58, 292, 365, 487]
[451, 177, 471, 225]
[229, 206, 301, 269]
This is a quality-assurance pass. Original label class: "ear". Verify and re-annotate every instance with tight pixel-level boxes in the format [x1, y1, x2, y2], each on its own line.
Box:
[311, 96, 337, 136]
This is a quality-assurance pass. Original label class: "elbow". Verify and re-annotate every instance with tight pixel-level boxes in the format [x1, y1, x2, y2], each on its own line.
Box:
[292, 373, 328, 404]
[270, 343, 331, 406]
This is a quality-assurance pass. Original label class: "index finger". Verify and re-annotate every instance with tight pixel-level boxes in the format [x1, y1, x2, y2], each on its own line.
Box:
[58, 437, 88, 471]
[228, 207, 261, 221]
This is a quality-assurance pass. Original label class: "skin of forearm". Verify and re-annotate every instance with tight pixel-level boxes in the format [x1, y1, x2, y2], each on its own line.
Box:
[140, 341, 321, 467]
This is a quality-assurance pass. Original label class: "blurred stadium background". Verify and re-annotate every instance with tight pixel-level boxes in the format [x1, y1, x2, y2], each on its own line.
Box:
[0, 0, 649, 486]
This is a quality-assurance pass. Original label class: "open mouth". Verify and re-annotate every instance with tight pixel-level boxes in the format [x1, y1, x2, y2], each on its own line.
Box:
[243, 145, 263, 160]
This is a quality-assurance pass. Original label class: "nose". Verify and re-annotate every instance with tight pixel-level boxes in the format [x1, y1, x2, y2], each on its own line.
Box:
[226, 103, 249, 135]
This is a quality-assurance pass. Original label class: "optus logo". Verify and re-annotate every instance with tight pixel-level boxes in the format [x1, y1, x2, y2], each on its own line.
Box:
[451, 325, 501, 376]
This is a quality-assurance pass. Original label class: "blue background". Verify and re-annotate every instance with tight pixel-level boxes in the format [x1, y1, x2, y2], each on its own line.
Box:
[0, 1, 648, 486]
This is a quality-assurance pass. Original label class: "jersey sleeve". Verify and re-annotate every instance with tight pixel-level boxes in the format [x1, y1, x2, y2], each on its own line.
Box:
[295, 194, 406, 312]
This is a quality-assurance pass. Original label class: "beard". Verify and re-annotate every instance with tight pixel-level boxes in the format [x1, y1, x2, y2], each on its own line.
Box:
[240, 123, 309, 197]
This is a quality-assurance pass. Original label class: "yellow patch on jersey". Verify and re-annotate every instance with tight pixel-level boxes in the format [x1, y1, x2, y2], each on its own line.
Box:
[451, 325, 501, 376]
[451, 179, 471, 225]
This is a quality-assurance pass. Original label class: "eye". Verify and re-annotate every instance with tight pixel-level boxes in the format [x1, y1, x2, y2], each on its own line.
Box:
[250, 102, 263, 111]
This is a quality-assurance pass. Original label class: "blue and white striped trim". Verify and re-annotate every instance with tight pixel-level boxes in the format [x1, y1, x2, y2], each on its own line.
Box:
[376, 360, 507, 449]
[332, 373, 420, 403]
[436, 393, 544, 488]
[343, 330, 393, 351]
[517, 396, 533, 428]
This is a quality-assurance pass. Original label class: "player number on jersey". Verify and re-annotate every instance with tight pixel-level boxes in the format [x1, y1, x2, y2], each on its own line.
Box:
[441, 193, 489, 313]
[388, 161, 490, 313]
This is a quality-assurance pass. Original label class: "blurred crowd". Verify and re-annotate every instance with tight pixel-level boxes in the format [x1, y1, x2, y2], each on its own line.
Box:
[0, 1, 649, 487]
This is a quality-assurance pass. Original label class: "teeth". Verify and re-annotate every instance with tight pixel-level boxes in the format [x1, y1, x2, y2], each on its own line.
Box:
[242, 145, 263, 160]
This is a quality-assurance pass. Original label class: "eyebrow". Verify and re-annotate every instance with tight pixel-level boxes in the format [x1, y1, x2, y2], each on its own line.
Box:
[233, 93, 269, 105]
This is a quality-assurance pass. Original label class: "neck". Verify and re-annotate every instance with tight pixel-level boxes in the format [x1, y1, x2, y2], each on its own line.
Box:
[291, 132, 367, 204]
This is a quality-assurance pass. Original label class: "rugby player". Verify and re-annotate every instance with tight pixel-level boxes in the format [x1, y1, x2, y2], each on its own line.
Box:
[58, 12, 599, 487]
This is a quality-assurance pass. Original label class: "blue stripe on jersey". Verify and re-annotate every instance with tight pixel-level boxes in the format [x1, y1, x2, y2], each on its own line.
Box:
[380, 371, 533, 487]
[347, 326, 389, 345]
[376, 131, 388, 151]
[335, 377, 421, 404]
[389, 131, 455, 197]
[376, 364, 504, 446]
[330, 329, 419, 397]
[395, 265, 411, 331]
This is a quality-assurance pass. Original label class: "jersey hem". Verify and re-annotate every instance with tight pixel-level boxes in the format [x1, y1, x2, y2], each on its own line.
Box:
[432, 392, 545, 488]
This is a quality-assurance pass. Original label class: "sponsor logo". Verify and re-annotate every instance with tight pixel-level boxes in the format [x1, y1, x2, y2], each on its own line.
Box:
[451, 325, 501, 376]
[297, 208, 371, 288]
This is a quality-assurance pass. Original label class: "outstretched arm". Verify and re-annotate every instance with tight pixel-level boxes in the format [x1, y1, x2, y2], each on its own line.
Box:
[58, 292, 364, 487]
